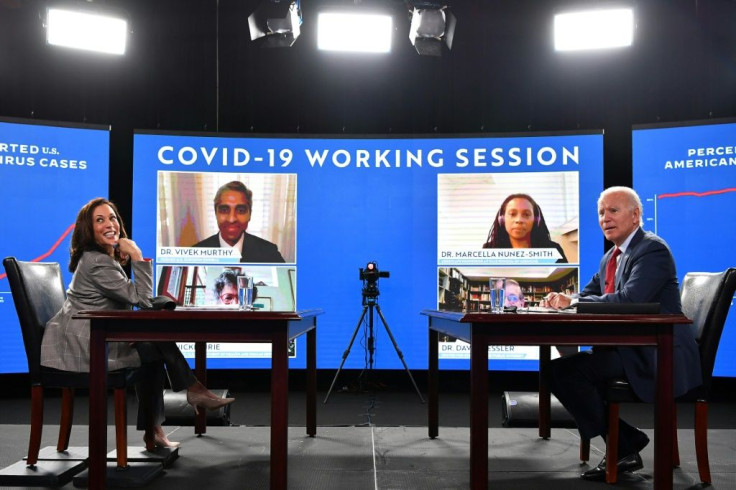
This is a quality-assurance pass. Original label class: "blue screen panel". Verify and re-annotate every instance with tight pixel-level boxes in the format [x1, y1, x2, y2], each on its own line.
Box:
[633, 119, 736, 377]
[133, 131, 603, 371]
[0, 118, 110, 373]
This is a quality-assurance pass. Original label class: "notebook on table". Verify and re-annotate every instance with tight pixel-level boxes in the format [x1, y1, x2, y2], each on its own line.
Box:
[575, 302, 660, 314]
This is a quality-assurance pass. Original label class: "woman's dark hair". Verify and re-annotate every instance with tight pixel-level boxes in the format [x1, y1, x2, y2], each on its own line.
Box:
[483, 193, 554, 248]
[69, 198, 128, 272]
[214, 269, 238, 300]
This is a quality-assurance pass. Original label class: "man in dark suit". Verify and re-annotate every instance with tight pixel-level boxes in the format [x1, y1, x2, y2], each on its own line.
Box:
[543, 186, 701, 481]
[193, 181, 285, 263]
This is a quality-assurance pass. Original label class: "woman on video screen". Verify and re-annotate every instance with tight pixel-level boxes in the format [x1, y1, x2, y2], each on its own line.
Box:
[211, 268, 258, 305]
[482, 193, 568, 263]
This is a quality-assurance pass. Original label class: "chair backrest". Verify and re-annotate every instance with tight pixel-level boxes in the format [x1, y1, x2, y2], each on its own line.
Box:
[3, 257, 66, 383]
[680, 268, 736, 393]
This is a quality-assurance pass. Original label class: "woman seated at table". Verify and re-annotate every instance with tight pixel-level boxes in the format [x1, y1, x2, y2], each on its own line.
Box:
[40, 197, 234, 449]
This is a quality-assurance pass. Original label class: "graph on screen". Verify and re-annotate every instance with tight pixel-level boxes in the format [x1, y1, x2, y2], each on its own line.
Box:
[634, 120, 736, 377]
[0, 118, 109, 373]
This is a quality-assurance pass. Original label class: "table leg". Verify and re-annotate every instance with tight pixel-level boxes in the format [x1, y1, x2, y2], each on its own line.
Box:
[89, 323, 108, 490]
[271, 330, 289, 490]
[538, 345, 551, 439]
[306, 326, 316, 437]
[654, 325, 674, 490]
[428, 327, 439, 439]
[470, 328, 488, 490]
[194, 341, 207, 435]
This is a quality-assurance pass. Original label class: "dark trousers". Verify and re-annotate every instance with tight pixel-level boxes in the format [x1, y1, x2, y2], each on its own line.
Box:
[134, 341, 197, 430]
[547, 349, 644, 458]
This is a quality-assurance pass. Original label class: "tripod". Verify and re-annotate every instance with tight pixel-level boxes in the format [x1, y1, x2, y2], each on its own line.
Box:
[323, 294, 425, 404]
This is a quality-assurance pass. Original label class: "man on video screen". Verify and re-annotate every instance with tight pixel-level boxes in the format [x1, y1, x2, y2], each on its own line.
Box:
[193, 181, 285, 263]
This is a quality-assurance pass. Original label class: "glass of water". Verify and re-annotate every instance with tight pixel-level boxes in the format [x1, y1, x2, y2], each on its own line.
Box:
[237, 275, 254, 310]
[489, 277, 506, 313]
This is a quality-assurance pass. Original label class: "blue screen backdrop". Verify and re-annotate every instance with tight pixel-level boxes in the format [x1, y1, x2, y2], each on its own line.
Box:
[133, 131, 603, 372]
[633, 119, 736, 377]
[0, 117, 110, 373]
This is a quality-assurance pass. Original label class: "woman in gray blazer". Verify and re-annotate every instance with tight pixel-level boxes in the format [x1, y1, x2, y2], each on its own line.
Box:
[41, 198, 234, 449]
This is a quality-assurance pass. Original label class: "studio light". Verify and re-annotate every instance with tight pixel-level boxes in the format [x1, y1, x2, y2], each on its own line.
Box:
[248, 0, 302, 48]
[317, 11, 393, 53]
[408, 3, 456, 56]
[45, 3, 128, 55]
[554, 6, 634, 51]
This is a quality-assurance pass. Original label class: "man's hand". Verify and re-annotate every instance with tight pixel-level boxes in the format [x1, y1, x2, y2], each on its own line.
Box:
[543, 292, 573, 310]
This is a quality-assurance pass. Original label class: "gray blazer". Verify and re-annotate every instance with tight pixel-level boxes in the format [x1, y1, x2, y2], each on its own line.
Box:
[40, 251, 153, 372]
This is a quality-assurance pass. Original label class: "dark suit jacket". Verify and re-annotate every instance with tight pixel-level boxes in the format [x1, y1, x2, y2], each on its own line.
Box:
[577, 227, 701, 402]
[193, 232, 285, 263]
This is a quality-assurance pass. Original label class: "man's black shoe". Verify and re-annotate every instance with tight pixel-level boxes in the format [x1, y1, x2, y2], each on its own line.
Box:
[580, 453, 644, 481]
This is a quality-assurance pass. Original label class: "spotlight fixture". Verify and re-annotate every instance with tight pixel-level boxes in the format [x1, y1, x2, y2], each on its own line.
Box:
[408, 2, 456, 56]
[45, 2, 128, 55]
[317, 11, 393, 53]
[248, 0, 302, 48]
[554, 6, 634, 51]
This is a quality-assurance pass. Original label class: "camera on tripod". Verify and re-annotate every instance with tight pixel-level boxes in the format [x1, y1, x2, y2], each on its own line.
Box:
[359, 261, 389, 299]
[324, 260, 423, 404]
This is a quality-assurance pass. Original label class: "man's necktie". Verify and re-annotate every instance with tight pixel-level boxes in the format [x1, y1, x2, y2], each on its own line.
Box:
[604, 247, 622, 294]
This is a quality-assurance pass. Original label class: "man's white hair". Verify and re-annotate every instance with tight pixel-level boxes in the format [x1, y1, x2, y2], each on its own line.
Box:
[598, 186, 643, 225]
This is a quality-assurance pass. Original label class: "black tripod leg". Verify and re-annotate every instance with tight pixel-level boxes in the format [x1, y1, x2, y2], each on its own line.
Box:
[374, 304, 426, 403]
[323, 305, 369, 404]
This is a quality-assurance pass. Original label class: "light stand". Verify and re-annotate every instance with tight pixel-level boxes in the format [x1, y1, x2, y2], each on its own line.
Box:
[324, 267, 424, 404]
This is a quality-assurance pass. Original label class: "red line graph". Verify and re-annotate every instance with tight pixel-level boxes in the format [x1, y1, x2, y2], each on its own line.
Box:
[658, 187, 736, 199]
[0, 224, 75, 281]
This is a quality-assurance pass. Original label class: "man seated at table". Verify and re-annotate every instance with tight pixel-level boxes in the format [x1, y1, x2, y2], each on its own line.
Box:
[542, 186, 701, 482]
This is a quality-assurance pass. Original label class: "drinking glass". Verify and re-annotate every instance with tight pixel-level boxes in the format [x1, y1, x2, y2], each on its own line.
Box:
[237, 275, 254, 310]
[489, 277, 506, 313]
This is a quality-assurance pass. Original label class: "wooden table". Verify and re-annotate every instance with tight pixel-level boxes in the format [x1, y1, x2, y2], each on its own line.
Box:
[76, 308, 322, 490]
[422, 309, 692, 490]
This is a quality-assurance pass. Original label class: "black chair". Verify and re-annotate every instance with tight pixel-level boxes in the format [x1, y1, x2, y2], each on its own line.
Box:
[2, 257, 142, 470]
[579, 268, 736, 484]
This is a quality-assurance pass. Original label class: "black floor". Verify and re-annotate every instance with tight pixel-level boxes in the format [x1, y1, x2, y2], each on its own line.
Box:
[0, 371, 735, 489]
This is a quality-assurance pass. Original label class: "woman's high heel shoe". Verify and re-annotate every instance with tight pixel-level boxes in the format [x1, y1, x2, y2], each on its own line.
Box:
[186, 390, 235, 415]
[144, 431, 181, 450]
[153, 434, 180, 448]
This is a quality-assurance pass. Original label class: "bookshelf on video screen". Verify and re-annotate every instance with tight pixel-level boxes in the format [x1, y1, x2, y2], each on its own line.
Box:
[633, 118, 736, 377]
[132, 130, 603, 371]
[0, 117, 110, 374]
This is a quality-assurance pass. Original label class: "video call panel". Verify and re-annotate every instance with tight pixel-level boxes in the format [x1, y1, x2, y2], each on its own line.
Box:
[132, 131, 603, 371]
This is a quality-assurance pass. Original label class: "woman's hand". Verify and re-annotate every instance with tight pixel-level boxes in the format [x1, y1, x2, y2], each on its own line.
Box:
[116, 238, 144, 262]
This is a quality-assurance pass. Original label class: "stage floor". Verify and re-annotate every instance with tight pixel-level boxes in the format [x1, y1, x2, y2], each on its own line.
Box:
[0, 390, 734, 489]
